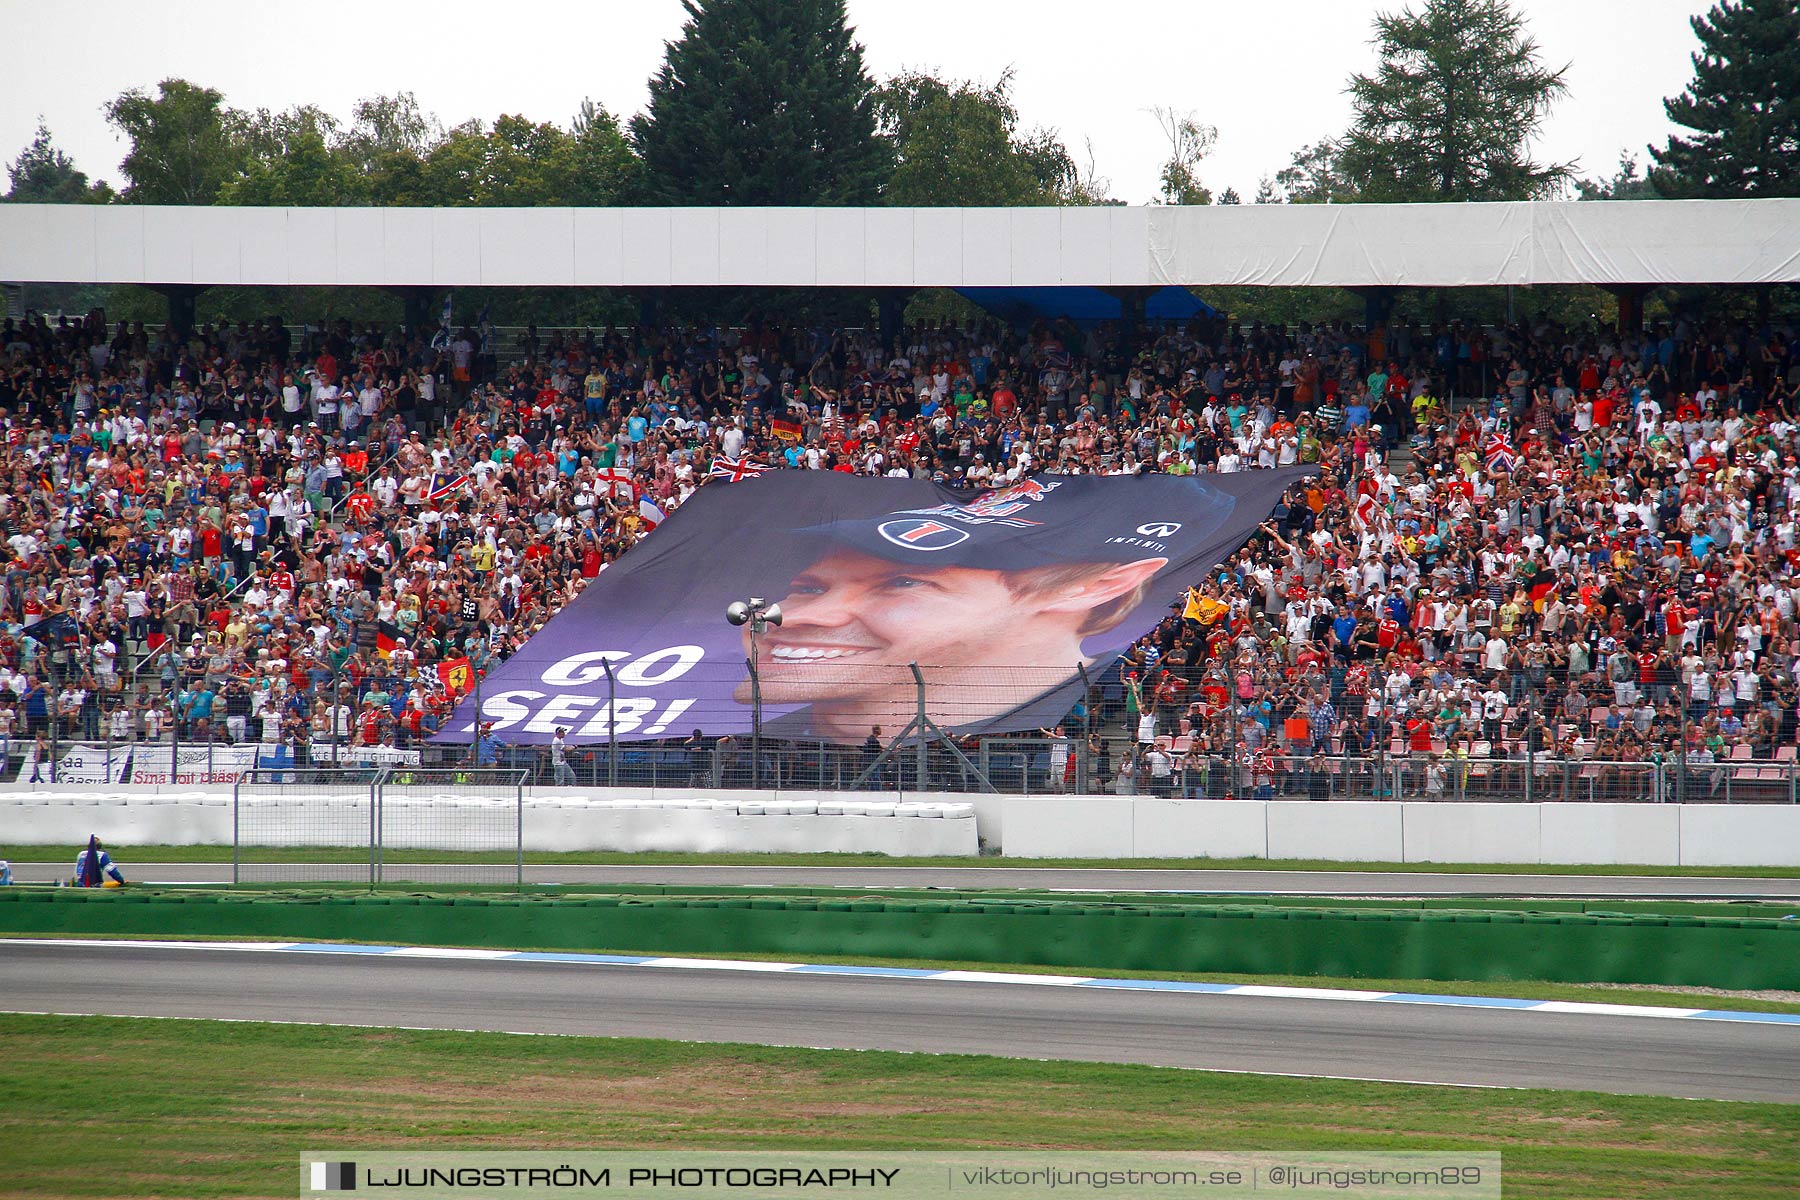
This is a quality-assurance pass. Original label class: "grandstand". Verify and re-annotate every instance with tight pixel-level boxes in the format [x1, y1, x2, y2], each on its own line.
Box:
[0, 200, 1796, 805]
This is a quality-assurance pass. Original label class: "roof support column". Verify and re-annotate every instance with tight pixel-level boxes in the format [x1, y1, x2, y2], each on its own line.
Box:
[1608, 284, 1651, 334]
[638, 288, 666, 330]
[391, 286, 436, 333]
[877, 289, 911, 355]
[152, 284, 205, 337]
[1349, 286, 1399, 363]
[1104, 286, 1153, 364]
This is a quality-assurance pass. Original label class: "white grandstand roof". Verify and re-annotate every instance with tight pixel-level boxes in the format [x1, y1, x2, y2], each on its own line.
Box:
[1, 199, 1795, 290]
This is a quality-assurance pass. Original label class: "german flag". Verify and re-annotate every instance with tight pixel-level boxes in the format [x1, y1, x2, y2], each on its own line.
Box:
[1525, 565, 1557, 612]
[772, 418, 803, 442]
[373, 621, 404, 657]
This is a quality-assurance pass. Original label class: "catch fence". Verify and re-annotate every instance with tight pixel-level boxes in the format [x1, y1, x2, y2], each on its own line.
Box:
[232, 767, 526, 886]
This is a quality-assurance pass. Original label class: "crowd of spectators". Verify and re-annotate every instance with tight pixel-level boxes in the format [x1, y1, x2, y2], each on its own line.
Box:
[1, 300, 1797, 793]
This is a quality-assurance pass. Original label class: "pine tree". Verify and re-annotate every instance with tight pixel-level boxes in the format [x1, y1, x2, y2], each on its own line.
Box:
[1335, 0, 1571, 202]
[4, 122, 112, 203]
[631, 0, 886, 205]
[1650, 0, 1800, 197]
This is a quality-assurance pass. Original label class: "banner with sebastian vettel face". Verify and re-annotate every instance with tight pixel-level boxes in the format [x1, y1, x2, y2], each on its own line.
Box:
[446, 469, 1304, 744]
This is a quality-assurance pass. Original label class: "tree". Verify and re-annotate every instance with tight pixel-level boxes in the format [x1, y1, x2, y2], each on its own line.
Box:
[337, 92, 442, 204]
[105, 78, 245, 204]
[1649, 0, 1800, 197]
[1066, 137, 1118, 206]
[4, 122, 112, 203]
[1334, 0, 1572, 201]
[1271, 140, 1358, 203]
[631, 0, 886, 205]
[1252, 177, 1281, 204]
[1216, 187, 1242, 205]
[567, 99, 644, 206]
[218, 105, 360, 206]
[466, 115, 580, 206]
[876, 70, 1075, 205]
[412, 113, 639, 207]
[1576, 152, 1658, 200]
[344, 92, 442, 163]
[1150, 107, 1215, 204]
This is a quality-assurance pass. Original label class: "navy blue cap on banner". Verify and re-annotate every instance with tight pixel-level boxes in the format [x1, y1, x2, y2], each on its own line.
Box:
[798, 475, 1240, 570]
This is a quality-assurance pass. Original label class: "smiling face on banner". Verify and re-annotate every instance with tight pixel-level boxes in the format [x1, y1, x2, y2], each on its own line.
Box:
[734, 549, 1167, 738]
[450, 469, 1307, 744]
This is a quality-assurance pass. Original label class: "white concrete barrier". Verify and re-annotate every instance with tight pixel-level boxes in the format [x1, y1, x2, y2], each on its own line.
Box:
[3, 786, 1798, 865]
[1540, 803, 1682, 866]
[1266, 801, 1403, 863]
[1678, 805, 1800, 867]
[999, 797, 1132, 858]
[1132, 799, 1267, 859]
[1401, 803, 1540, 865]
[0, 791, 976, 857]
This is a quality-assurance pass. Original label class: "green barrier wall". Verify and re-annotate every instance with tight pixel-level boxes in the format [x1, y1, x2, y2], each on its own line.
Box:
[228, 881, 1800, 922]
[3, 890, 1795, 991]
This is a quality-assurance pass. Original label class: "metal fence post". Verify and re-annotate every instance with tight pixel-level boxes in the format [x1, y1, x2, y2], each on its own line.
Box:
[369, 767, 380, 889]
[913, 668, 928, 794]
[515, 773, 524, 890]
[470, 670, 483, 766]
[1076, 661, 1094, 796]
[231, 774, 240, 886]
[47, 653, 60, 783]
[600, 658, 618, 788]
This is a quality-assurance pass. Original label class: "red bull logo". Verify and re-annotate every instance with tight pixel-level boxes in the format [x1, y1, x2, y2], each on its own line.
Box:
[958, 478, 1061, 520]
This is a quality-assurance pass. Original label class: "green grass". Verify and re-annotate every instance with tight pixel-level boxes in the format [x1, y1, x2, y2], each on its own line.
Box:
[14, 931, 1800, 1016]
[5, 844, 1799, 876]
[0, 1014, 1794, 1199]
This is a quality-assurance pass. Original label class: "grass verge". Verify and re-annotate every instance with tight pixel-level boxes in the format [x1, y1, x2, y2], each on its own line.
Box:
[4, 844, 1799, 877]
[1, 1014, 1795, 1200]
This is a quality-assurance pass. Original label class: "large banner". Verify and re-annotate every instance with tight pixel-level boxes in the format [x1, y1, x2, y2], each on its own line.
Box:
[447, 470, 1303, 744]
[127, 744, 260, 785]
[310, 742, 421, 766]
[15, 743, 133, 785]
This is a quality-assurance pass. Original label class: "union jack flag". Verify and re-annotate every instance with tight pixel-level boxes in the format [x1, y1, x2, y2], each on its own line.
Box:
[1484, 434, 1515, 475]
[708, 455, 767, 483]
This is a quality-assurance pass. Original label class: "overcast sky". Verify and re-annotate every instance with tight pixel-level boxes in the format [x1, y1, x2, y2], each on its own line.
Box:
[3, 0, 1706, 202]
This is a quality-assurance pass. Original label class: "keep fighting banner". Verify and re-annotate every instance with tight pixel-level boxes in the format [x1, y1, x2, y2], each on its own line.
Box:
[309, 742, 421, 766]
[445, 470, 1304, 744]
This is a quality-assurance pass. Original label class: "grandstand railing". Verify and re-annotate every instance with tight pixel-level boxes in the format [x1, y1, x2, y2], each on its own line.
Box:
[13, 636, 1799, 807]
[20, 722, 1800, 805]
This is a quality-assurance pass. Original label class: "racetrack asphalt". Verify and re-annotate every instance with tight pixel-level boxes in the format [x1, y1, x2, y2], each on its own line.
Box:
[5, 941, 1796, 1103]
[7, 861, 1800, 898]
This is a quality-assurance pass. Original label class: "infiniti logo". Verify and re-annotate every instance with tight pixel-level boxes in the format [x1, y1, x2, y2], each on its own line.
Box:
[1136, 521, 1183, 537]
